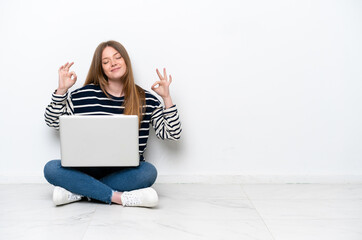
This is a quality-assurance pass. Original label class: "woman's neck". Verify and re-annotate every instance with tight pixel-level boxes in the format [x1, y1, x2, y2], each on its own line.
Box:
[106, 79, 124, 97]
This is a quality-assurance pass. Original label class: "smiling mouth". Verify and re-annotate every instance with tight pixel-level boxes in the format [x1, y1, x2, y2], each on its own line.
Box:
[111, 67, 121, 72]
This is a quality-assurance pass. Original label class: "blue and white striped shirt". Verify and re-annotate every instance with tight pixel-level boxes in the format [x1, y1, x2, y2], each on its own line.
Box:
[44, 84, 182, 161]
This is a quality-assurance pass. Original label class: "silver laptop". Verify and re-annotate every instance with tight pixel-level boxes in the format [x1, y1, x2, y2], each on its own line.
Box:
[59, 115, 139, 167]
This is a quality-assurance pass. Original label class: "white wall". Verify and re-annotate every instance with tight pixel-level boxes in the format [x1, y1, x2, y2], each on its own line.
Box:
[0, 0, 361, 183]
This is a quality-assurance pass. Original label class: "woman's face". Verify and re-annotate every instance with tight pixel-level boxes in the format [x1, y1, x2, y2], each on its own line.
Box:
[101, 46, 127, 81]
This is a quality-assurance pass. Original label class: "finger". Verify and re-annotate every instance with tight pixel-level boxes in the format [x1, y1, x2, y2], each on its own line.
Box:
[163, 68, 167, 80]
[65, 62, 74, 71]
[169, 75, 172, 84]
[151, 81, 161, 88]
[70, 71, 77, 81]
[60, 63, 68, 72]
[151, 81, 161, 89]
[156, 68, 163, 80]
[68, 62, 74, 69]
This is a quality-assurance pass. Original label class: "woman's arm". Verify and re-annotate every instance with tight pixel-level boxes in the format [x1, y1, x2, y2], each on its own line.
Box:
[150, 68, 182, 140]
[44, 92, 73, 130]
[44, 62, 77, 130]
[151, 104, 182, 140]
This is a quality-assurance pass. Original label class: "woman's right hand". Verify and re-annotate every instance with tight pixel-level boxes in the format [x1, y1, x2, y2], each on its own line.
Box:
[56, 62, 77, 95]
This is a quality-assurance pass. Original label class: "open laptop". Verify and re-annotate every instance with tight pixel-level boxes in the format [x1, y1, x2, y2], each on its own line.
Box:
[59, 115, 139, 167]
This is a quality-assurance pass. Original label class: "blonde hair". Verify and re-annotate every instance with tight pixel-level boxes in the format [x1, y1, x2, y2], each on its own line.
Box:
[84, 40, 145, 126]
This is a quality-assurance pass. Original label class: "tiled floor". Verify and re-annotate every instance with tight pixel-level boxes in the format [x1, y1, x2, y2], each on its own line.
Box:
[1, 183, 362, 240]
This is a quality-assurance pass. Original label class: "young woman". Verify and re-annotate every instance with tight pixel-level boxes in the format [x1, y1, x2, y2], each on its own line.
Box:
[44, 40, 182, 207]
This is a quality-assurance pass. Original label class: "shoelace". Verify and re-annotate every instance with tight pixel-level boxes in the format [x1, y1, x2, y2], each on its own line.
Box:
[122, 192, 141, 206]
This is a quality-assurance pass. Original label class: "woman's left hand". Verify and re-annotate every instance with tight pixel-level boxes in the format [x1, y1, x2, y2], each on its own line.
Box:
[152, 68, 172, 99]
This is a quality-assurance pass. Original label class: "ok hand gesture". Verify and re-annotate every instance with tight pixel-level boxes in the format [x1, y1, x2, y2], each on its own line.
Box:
[56, 62, 77, 95]
[151, 68, 172, 99]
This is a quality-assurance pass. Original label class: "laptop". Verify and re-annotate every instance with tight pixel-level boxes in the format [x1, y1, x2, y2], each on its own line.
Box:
[59, 115, 139, 167]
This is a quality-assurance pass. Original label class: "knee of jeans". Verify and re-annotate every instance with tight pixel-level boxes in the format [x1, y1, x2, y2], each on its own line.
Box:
[43, 160, 61, 184]
[143, 162, 158, 186]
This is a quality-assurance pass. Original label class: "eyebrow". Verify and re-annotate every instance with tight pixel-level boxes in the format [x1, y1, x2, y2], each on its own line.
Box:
[102, 52, 121, 60]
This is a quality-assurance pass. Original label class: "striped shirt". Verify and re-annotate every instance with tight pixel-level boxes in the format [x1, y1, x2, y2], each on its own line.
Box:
[44, 84, 182, 161]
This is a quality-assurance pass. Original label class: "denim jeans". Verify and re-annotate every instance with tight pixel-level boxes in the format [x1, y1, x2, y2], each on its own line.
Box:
[43, 160, 158, 204]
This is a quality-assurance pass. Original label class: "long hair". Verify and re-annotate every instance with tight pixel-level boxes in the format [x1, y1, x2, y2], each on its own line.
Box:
[84, 40, 145, 126]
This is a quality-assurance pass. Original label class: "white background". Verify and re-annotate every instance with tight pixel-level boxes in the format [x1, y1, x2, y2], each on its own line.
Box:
[0, 0, 361, 183]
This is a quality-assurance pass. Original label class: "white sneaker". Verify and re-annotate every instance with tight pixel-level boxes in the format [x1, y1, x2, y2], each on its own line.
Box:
[53, 186, 83, 206]
[121, 187, 158, 207]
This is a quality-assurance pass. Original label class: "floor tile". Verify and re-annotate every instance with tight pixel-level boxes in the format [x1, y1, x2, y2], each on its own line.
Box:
[2, 183, 362, 240]
[0, 184, 96, 240]
[242, 184, 362, 200]
[83, 219, 274, 240]
[0, 201, 96, 240]
[91, 196, 262, 221]
[263, 219, 362, 240]
[250, 199, 362, 220]
[154, 183, 247, 200]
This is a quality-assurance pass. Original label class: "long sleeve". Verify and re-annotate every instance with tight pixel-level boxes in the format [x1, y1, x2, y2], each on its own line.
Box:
[151, 104, 182, 140]
[44, 91, 74, 130]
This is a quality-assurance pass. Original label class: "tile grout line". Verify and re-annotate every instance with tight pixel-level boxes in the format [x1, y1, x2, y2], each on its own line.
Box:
[240, 184, 277, 240]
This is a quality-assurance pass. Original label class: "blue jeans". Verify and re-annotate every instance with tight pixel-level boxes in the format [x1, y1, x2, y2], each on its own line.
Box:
[43, 160, 157, 204]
